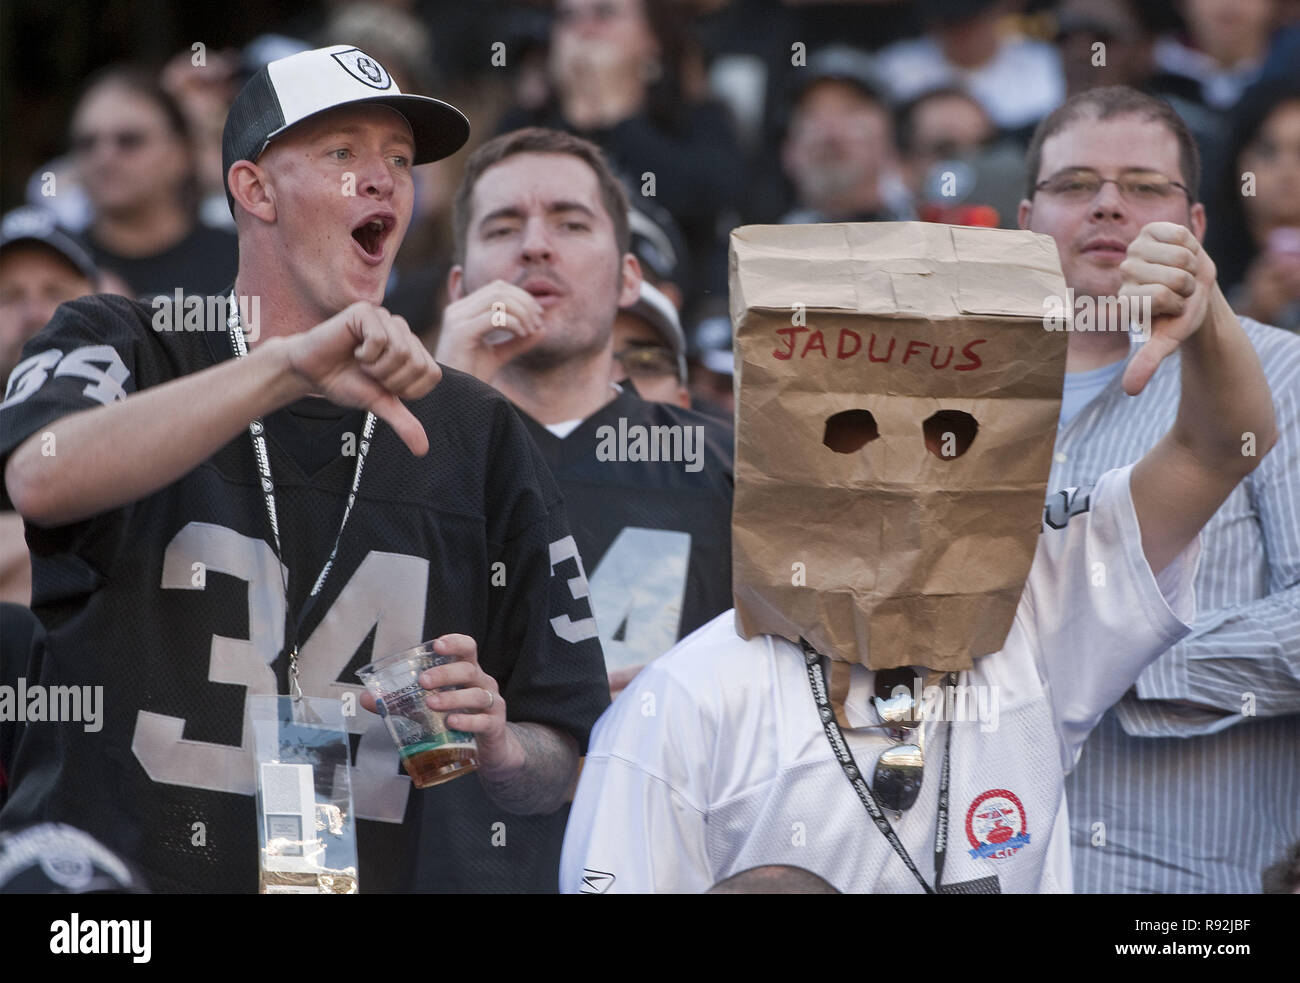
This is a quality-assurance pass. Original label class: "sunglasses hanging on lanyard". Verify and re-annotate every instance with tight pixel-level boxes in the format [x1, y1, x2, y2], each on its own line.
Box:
[800, 638, 969, 895]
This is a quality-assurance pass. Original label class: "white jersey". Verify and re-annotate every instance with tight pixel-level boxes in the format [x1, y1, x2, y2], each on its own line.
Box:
[561, 465, 1200, 893]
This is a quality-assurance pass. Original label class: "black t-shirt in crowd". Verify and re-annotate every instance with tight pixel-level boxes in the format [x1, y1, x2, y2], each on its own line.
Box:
[84, 223, 238, 301]
[0, 293, 609, 893]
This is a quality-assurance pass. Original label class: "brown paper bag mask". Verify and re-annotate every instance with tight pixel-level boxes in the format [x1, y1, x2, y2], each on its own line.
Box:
[730, 222, 1069, 671]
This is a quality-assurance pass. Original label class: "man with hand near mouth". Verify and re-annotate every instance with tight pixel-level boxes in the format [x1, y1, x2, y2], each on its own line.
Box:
[0, 46, 609, 893]
[611, 280, 692, 409]
[435, 127, 734, 706]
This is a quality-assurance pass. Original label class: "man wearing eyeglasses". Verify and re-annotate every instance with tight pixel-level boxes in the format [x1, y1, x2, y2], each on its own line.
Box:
[561, 92, 1281, 895]
[1019, 85, 1300, 893]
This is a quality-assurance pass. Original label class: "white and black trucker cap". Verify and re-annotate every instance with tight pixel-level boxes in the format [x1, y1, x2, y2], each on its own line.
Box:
[626, 281, 688, 384]
[222, 44, 470, 213]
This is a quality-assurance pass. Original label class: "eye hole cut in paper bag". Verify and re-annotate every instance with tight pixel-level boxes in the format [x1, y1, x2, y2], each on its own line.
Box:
[730, 222, 1069, 671]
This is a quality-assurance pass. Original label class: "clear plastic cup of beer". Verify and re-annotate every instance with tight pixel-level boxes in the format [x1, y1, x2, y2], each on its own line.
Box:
[356, 641, 479, 788]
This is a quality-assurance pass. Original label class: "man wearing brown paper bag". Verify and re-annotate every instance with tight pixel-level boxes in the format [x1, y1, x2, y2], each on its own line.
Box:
[559, 216, 1276, 894]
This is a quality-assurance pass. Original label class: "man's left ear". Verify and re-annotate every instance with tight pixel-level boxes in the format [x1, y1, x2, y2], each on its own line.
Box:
[619, 253, 643, 307]
[1190, 202, 1207, 242]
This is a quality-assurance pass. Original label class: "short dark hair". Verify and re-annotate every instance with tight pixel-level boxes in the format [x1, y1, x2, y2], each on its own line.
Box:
[451, 127, 631, 265]
[1024, 86, 1200, 202]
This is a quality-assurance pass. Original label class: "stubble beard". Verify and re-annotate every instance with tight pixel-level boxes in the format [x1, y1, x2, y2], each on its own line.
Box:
[512, 315, 613, 373]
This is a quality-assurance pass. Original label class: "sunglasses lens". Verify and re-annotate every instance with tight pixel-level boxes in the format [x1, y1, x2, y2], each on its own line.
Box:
[874, 743, 924, 812]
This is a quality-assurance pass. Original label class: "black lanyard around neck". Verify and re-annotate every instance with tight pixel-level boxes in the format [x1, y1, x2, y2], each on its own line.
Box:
[226, 292, 375, 698]
[800, 639, 956, 894]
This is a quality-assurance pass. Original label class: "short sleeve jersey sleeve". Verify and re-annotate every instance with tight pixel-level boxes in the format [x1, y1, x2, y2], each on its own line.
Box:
[1025, 464, 1200, 767]
[0, 295, 151, 509]
[560, 654, 715, 893]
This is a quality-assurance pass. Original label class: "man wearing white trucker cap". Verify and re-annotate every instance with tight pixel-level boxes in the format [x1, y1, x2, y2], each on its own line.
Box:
[612, 281, 691, 408]
[0, 46, 609, 893]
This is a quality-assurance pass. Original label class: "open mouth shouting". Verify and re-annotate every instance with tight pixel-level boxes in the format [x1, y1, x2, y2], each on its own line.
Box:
[351, 211, 396, 265]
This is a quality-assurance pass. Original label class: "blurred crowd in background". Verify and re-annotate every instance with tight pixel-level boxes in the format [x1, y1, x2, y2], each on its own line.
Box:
[3, 0, 1300, 419]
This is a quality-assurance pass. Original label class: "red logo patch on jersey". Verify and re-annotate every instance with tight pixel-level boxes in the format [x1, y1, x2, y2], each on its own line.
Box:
[966, 788, 1030, 860]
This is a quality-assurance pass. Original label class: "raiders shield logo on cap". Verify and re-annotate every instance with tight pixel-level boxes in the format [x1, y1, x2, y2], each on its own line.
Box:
[330, 47, 392, 90]
[221, 44, 470, 216]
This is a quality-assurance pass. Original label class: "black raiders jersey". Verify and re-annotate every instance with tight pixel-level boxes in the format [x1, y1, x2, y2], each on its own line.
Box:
[409, 386, 733, 893]
[0, 293, 609, 893]
[518, 385, 734, 671]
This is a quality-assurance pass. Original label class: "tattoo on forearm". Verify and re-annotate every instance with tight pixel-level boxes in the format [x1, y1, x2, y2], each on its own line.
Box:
[478, 722, 579, 815]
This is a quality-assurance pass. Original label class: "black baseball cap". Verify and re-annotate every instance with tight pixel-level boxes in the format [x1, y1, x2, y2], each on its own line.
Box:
[628, 202, 684, 284]
[691, 313, 735, 377]
[0, 207, 98, 283]
[222, 43, 470, 214]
